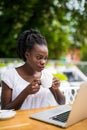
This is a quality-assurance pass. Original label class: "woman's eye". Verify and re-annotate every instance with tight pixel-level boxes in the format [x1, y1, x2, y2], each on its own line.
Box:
[36, 56, 42, 60]
[36, 55, 48, 60]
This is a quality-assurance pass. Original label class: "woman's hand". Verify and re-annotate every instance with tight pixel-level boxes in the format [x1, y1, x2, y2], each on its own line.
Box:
[26, 79, 41, 95]
[51, 77, 60, 90]
[50, 77, 65, 105]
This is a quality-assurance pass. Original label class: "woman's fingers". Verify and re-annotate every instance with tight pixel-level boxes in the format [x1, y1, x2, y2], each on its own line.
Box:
[52, 77, 60, 89]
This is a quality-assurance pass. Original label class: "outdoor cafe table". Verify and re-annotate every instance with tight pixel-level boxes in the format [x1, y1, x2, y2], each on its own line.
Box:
[0, 106, 87, 130]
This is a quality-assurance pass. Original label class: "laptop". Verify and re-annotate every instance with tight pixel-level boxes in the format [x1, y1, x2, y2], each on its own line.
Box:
[29, 82, 87, 128]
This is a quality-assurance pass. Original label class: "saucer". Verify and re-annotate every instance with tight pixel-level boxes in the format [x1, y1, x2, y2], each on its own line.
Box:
[0, 110, 16, 120]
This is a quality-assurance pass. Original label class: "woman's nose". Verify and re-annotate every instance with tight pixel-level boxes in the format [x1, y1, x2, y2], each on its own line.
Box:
[40, 59, 46, 65]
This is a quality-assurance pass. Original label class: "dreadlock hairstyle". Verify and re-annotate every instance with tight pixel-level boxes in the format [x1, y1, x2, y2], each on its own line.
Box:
[17, 29, 47, 61]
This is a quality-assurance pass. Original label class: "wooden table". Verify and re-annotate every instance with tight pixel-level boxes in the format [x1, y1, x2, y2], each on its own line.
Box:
[0, 106, 87, 130]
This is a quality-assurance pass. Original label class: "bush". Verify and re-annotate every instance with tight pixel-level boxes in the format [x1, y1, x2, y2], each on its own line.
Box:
[52, 73, 68, 81]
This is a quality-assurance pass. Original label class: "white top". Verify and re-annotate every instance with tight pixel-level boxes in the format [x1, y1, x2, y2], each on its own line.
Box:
[1, 68, 58, 110]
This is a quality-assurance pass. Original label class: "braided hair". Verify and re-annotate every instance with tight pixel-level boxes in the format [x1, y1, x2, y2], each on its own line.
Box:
[17, 29, 47, 61]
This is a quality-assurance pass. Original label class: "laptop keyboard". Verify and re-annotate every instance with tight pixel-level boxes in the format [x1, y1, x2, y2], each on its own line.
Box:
[51, 111, 71, 123]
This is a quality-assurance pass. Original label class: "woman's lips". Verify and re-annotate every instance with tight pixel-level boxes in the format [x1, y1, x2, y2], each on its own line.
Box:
[39, 66, 45, 70]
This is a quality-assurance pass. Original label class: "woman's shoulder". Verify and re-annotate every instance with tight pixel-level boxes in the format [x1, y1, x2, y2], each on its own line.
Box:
[2, 67, 15, 73]
[1, 67, 18, 89]
[1, 67, 16, 78]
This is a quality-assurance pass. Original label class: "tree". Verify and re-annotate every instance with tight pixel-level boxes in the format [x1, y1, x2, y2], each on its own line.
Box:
[0, 0, 87, 60]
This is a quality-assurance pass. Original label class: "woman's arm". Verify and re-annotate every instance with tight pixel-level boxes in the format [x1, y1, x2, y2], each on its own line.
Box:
[1, 79, 40, 110]
[1, 81, 29, 110]
[49, 77, 65, 105]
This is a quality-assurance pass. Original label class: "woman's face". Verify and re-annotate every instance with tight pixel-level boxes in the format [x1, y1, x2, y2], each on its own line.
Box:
[25, 44, 48, 72]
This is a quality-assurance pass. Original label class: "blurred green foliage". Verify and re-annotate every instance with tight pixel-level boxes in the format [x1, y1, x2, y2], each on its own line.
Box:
[0, 63, 6, 67]
[52, 73, 68, 81]
[0, 0, 87, 60]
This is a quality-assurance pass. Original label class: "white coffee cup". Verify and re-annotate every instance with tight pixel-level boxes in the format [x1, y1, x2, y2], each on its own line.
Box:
[40, 75, 53, 88]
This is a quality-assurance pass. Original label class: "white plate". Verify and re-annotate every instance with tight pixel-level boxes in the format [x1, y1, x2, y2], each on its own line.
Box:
[0, 110, 16, 120]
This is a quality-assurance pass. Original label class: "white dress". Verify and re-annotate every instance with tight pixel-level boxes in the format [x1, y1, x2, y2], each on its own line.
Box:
[1, 68, 58, 110]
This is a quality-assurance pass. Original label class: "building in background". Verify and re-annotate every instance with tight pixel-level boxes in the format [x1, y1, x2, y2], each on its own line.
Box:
[66, 49, 80, 63]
